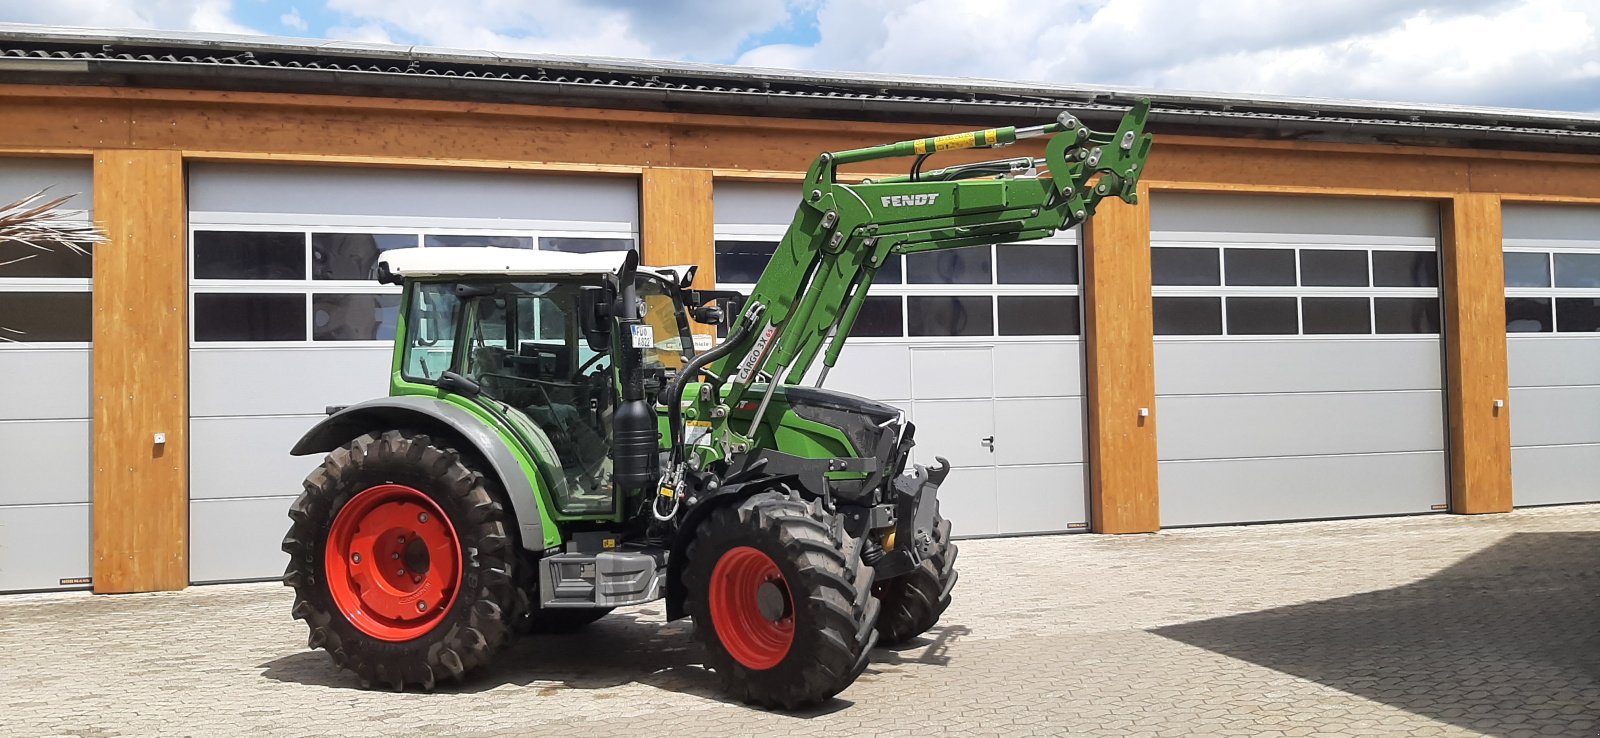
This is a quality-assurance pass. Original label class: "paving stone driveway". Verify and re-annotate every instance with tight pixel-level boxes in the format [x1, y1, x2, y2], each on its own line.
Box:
[3, 505, 1597, 738]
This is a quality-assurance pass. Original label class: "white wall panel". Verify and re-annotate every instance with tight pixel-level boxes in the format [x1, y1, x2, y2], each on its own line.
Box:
[1511, 445, 1600, 507]
[1159, 391, 1444, 461]
[1509, 386, 1600, 447]
[1156, 339, 1441, 396]
[936, 466, 998, 538]
[190, 347, 391, 417]
[190, 416, 323, 500]
[996, 464, 1087, 535]
[189, 164, 638, 229]
[713, 182, 799, 227]
[0, 504, 91, 592]
[1160, 452, 1446, 527]
[1152, 192, 1439, 243]
[0, 350, 91, 420]
[0, 158, 92, 210]
[811, 343, 913, 402]
[1503, 203, 1600, 243]
[994, 398, 1083, 466]
[189, 496, 296, 583]
[0, 420, 91, 505]
[910, 346, 993, 399]
[994, 341, 1082, 398]
[1507, 338, 1600, 388]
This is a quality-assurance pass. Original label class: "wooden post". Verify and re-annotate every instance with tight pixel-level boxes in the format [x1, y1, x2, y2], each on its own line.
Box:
[92, 150, 189, 593]
[1081, 185, 1161, 533]
[640, 167, 715, 279]
[1442, 194, 1513, 513]
[640, 167, 717, 334]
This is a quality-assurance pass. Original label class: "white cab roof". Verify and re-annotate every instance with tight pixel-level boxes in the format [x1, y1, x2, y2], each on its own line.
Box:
[381, 247, 693, 282]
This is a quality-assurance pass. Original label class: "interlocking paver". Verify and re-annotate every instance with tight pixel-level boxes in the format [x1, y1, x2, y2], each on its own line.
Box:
[1, 505, 1596, 737]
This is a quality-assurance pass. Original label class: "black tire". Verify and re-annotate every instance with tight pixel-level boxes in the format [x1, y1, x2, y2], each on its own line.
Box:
[282, 429, 517, 690]
[874, 513, 958, 646]
[684, 490, 879, 710]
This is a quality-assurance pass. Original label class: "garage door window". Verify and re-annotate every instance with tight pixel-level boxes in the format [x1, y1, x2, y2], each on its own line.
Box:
[1152, 243, 1439, 336]
[0, 204, 92, 345]
[713, 238, 1081, 339]
[191, 228, 634, 345]
[1505, 248, 1600, 332]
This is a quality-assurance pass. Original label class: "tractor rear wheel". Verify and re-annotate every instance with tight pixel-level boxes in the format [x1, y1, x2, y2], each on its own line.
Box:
[282, 430, 517, 690]
[873, 513, 958, 645]
[685, 491, 880, 710]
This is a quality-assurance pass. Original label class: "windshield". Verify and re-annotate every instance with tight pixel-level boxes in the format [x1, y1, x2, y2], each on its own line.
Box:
[638, 275, 696, 371]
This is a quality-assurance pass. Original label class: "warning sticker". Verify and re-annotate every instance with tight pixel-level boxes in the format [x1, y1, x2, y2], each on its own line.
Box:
[685, 420, 712, 445]
[630, 325, 654, 349]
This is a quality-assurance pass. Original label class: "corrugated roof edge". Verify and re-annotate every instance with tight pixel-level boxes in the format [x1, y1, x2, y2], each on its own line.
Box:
[1, 22, 1597, 149]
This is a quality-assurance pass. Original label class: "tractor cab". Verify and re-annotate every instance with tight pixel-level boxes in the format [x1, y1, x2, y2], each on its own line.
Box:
[379, 247, 700, 518]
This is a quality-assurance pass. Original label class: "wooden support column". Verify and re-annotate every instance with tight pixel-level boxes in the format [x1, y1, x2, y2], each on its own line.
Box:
[1442, 194, 1513, 513]
[640, 167, 717, 334]
[640, 167, 715, 280]
[1082, 186, 1161, 533]
[92, 150, 189, 593]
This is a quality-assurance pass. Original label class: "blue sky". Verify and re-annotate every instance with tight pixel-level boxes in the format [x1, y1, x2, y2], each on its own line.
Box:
[2, 0, 1597, 112]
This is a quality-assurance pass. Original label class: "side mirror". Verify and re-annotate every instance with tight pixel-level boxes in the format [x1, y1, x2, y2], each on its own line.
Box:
[577, 286, 615, 353]
[691, 304, 725, 325]
[437, 370, 482, 399]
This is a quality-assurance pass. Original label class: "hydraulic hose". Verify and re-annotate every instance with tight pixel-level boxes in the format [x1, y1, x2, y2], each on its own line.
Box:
[665, 316, 760, 468]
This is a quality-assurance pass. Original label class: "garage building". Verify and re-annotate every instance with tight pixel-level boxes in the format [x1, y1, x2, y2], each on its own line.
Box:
[1, 25, 1597, 594]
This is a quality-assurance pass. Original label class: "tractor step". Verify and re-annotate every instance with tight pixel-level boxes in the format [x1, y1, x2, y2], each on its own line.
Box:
[538, 548, 667, 608]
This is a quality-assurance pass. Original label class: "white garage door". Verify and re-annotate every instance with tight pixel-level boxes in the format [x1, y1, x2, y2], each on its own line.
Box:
[0, 159, 95, 592]
[714, 183, 1088, 539]
[1503, 204, 1600, 506]
[1151, 193, 1448, 526]
[186, 164, 640, 582]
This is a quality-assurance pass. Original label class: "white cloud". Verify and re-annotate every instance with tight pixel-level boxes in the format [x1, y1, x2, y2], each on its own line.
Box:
[0, 0, 1594, 111]
[735, 0, 1600, 111]
[0, 0, 256, 35]
[322, 0, 791, 61]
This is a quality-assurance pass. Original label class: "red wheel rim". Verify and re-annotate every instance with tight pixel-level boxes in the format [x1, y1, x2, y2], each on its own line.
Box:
[324, 484, 462, 642]
[709, 546, 794, 670]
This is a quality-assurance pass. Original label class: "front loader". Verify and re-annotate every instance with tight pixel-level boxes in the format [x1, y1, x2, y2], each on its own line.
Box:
[282, 100, 1153, 709]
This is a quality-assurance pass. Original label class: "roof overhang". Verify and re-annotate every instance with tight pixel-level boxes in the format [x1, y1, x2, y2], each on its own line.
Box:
[0, 23, 1597, 155]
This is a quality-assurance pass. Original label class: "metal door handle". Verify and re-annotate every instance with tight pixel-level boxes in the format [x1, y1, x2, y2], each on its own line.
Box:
[980, 435, 995, 450]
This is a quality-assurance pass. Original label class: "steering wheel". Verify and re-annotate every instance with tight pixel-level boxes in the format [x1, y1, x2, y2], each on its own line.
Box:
[573, 351, 609, 382]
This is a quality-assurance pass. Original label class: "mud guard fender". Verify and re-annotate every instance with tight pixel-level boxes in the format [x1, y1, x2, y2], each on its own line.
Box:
[291, 396, 546, 552]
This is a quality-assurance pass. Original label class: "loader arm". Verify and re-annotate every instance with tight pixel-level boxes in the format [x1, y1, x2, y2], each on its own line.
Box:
[694, 99, 1153, 460]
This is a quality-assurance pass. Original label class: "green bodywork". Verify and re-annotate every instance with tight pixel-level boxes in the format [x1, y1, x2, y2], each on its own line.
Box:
[373, 101, 1153, 549]
[692, 102, 1153, 462]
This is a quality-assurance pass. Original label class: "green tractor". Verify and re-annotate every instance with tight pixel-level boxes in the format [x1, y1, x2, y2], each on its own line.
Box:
[282, 101, 1153, 708]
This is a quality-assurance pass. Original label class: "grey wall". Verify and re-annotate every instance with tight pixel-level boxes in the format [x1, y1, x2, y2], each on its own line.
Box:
[188, 347, 391, 583]
[0, 159, 94, 592]
[1504, 203, 1600, 505]
[1153, 193, 1447, 527]
[189, 164, 639, 230]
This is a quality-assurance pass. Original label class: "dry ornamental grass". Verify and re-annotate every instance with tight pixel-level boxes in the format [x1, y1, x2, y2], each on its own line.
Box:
[0, 189, 106, 342]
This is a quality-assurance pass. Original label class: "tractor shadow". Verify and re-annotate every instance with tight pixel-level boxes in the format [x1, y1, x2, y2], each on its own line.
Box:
[259, 608, 970, 715]
[1151, 531, 1600, 738]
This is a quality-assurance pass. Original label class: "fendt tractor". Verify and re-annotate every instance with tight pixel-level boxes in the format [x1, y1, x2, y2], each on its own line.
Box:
[282, 100, 1153, 708]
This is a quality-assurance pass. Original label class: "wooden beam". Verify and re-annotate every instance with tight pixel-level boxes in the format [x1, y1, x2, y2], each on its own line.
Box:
[640, 168, 717, 336]
[1082, 185, 1161, 534]
[640, 168, 715, 282]
[1441, 194, 1514, 514]
[92, 150, 189, 593]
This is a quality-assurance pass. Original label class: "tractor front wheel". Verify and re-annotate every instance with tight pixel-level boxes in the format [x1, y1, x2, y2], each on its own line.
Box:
[685, 491, 879, 710]
[874, 512, 958, 645]
[282, 430, 517, 690]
